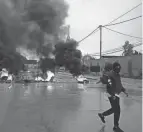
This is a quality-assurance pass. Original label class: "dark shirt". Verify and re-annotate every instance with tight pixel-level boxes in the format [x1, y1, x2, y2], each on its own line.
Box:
[102, 70, 124, 95]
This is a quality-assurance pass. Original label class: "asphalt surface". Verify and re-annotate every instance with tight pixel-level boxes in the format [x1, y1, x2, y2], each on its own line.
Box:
[0, 82, 142, 132]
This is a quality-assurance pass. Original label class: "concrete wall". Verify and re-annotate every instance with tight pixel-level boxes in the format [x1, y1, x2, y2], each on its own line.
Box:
[91, 55, 142, 77]
[131, 55, 142, 77]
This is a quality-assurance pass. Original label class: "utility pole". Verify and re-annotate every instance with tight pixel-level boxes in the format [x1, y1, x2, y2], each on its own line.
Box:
[99, 25, 102, 59]
[99, 25, 102, 109]
[66, 25, 70, 42]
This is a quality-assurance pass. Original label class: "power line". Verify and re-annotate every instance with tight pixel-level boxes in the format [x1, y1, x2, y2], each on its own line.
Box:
[107, 3, 142, 25]
[103, 27, 143, 39]
[95, 42, 142, 55]
[92, 48, 122, 56]
[99, 41, 143, 53]
[102, 47, 124, 54]
[22, 17, 100, 44]
[20, 2, 142, 49]
[97, 44, 142, 55]
[99, 43, 142, 55]
[91, 42, 142, 56]
[103, 43, 142, 55]
[78, 27, 99, 43]
[21, 2, 142, 26]
[104, 15, 142, 27]
[77, 3, 142, 44]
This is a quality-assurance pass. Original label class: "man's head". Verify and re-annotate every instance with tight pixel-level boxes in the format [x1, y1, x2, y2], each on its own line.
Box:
[113, 62, 121, 74]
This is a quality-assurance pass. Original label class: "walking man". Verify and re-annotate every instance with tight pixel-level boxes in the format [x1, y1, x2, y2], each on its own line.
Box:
[98, 62, 128, 132]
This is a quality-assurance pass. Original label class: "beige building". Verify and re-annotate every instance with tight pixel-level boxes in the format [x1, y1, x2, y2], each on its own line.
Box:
[90, 55, 142, 78]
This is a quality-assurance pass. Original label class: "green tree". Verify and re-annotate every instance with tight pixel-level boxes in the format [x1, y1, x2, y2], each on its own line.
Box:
[122, 41, 142, 56]
[122, 41, 134, 56]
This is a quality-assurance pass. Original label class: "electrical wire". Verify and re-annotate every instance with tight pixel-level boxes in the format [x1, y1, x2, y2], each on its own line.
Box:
[77, 3, 142, 44]
[21, 3, 142, 45]
[21, 4, 142, 25]
[91, 42, 142, 56]
[21, 3, 142, 26]
[78, 27, 99, 43]
[106, 3, 142, 25]
[92, 42, 142, 55]
[78, 15, 142, 44]
[98, 41, 142, 53]
[97, 43, 142, 55]
[103, 41, 142, 54]
[20, 2, 142, 47]
[103, 27, 143, 39]
[77, 4, 142, 44]
[104, 15, 142, 27]
[103, 43, 142, 55]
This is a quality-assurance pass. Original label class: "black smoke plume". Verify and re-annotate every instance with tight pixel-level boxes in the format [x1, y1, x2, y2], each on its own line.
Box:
[25, 0, 69, 57]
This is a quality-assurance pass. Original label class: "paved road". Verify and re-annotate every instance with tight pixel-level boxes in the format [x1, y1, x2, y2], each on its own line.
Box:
[0, 82, 141, 132]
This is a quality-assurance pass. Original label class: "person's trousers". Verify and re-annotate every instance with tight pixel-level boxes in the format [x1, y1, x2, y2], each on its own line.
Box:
[102, 96, 120, 126]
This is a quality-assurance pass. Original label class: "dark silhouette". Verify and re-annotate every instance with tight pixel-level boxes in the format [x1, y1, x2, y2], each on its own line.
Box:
[98, 62, 128, 132]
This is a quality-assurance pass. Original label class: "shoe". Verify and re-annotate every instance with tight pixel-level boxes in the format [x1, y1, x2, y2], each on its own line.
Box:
[98, 113, 105, 123]
[113, 126, 124, 132]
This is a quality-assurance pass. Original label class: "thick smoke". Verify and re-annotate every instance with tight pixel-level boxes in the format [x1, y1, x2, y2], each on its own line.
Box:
[25, 0, 69, 57]
[27, 0, 68, 33]
[0, 0, 69, 60]
[0, 0, 28, 72]
[0, 0, 27, 52]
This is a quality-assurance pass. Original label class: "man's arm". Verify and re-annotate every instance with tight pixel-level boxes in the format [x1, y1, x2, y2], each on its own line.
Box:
[120, 77, 128, 96]
[121, 87, 128, 96]
[121, 87, 126, 92]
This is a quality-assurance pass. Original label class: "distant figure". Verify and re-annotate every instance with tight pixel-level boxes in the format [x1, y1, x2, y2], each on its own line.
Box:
[98, 62, 128, 132]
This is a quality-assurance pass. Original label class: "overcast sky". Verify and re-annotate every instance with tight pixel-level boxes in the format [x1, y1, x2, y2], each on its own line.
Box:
[65, 0, 142, 57]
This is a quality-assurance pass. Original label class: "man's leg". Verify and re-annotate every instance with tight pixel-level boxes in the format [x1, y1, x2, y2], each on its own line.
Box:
[98, 97, 114, 123]
[103, 97, 120, 127]
[112, 97, 120, 128]
[103, 97, 114, 116]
